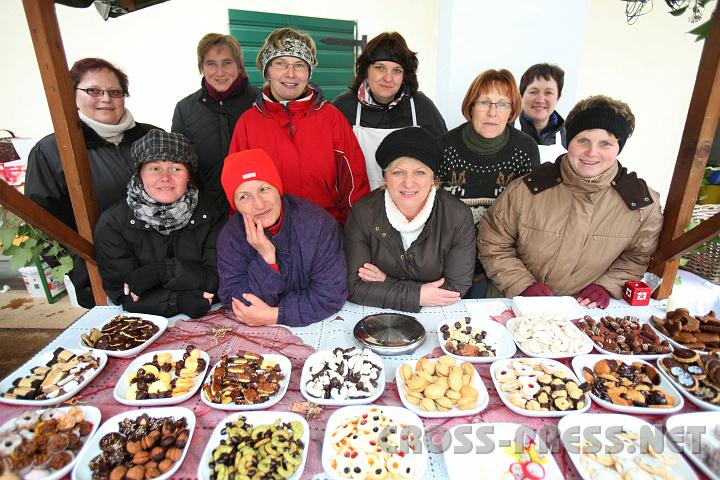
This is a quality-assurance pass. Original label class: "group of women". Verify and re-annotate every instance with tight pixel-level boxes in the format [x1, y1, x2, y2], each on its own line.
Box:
[23, 27, 663, 325]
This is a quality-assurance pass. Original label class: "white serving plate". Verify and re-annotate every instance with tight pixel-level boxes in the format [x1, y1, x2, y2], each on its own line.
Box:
[578, 316, 674, 360]
[79, 312, 168, 358]
[395, 360, 489, 418]
[511, 295, 585, 319]
[0, 349, 107, 406]
[200, 353, 291, 410]
[437, 318, 517, 363]
[299, 349, 385, 406]
[558, 412, 697, 480]
[666, 411, 720, 480]
[72, 406, 195, 480]
[463, 300, 510, 321]
[0, 405, 101, 480]
[322, 405, 427, 480]
[489, 358, 591, 417]
[443, 422, 564, 480]
[197, 410, 309, 480]
[506, 317, 593, 359]
[571, 354, 684, 414]
[113, 348, 210, 406]
[656, 354, 720, 411]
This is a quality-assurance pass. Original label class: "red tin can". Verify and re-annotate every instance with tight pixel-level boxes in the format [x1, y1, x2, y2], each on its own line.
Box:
[623, 281, 651, 306]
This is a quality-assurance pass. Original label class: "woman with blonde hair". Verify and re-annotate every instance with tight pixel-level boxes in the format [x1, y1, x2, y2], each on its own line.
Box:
[229, 28, 369, 225]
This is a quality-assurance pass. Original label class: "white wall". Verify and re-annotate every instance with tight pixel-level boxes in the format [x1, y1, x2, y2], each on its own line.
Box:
[0, 0, 440, 140]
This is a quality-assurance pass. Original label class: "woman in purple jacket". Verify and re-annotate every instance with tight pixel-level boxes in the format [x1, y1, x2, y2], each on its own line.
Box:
[217, 148, 347, 327]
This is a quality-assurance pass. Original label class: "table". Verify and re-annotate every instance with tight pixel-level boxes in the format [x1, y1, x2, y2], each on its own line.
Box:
[0, 298, 708, 480]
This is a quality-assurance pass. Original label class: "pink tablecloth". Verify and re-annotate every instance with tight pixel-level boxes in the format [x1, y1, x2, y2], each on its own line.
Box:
[0, 308, 708, 479]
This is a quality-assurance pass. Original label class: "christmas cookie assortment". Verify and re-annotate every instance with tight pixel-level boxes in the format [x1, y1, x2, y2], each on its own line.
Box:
[507, 316, 591, 356]
[303, 348, 383, 401]
[202, 352, 286, 406]
[123, 347, 207, 401]
[581, 358, 676, 408]
[81, 316, 160, 352]
[439, 318, 496, 357]
[658, 347, 720, 406]
[651, 308, 720, 352]
[574, 315, 671, 355]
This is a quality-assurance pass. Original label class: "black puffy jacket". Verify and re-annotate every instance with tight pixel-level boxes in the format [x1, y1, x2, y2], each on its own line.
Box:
[94, 195, 225, 317]
[171, 78, 259, 209]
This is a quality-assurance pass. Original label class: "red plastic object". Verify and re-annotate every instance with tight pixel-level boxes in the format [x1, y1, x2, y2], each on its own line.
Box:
[623, 281, 651, 306]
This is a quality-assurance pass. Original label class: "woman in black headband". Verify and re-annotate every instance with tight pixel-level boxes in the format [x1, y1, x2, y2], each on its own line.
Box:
[477, 95, 663, 309]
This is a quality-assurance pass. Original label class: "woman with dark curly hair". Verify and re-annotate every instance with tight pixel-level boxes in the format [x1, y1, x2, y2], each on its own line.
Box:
[333, 32, 447, 190]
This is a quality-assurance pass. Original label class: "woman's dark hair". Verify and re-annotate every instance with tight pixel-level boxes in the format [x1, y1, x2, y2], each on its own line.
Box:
[519, 63, 565, 97]
[349, 32, 419, 95]
[70, 58, 130, 95]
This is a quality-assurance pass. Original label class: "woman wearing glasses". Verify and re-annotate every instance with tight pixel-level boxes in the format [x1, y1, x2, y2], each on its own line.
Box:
[172, 34, 259, 211]
[436, 69, 539, 297]
[228, 28, 369, 225]
[26, 57, 156, 307]
[333, 32, 447, 190]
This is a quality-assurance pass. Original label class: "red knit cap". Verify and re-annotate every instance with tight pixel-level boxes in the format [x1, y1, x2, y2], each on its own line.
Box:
[221, 149, 284, 212]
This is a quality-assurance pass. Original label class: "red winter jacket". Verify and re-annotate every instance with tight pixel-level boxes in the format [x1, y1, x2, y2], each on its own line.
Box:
[229, 87, 370, 225]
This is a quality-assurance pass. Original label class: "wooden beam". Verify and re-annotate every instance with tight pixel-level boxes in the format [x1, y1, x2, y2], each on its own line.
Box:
[23, 0, 106, 305]
[0, 180, 95, 262]
[651, 5, 720, 299]
[651, 211, 720, 265]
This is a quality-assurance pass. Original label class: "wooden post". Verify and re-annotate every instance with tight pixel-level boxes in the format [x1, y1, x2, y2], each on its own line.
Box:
[650, 6, 720, 299]
[23, 0, 106, 305]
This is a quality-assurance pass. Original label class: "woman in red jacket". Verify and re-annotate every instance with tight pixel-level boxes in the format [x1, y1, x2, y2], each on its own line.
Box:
[228, 28, 370, 225]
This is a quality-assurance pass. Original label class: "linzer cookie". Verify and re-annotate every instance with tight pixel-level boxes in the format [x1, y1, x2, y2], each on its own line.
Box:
[440, 317, 496, 357]
[659, 347, 720, 405]
[582, 359, 676, 408]
[651, 309, 720, 352]
[304, 347, 382, 400]
[202, 352, 284, 405]
[125, 346, 206, 400]
[574, 315, 671, 355]
[81, 315, 159, 351]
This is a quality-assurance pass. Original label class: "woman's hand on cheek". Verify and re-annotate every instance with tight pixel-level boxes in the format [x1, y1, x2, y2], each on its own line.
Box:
[242, 214, 276, 264]
[231, 294, 279, 326]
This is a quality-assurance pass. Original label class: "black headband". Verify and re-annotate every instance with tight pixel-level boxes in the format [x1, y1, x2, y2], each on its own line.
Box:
[566, 107, 630, 152]
[368, 47, 406, 70]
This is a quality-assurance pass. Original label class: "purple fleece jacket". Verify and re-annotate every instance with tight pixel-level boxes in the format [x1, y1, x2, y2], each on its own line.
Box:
[217, 194, 348, 327]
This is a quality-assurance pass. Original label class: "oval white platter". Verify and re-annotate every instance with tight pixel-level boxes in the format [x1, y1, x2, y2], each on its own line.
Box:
[437, 318, 516, 363]
[489, 358, 591, 417]
[0, 405, 101, 480]
[574, 316, 674, 360]
[113, 348, 210, 406]
[571, 353, 684, 414]
[200, 353, 291, 411]
[197, 410, 309, 480]
[655, 354, 720, 412]
[72, 406, 195, 480]
[322, 405, 427, 480]
[79, 312, 168, 358]
[665, 411, 720, 480]
[0, 348, 107, 406]
[558, 412, 697, 480]
[299, 349, 385, 406]
[506, 317, 593, 359]
[395, 360, 489, 418]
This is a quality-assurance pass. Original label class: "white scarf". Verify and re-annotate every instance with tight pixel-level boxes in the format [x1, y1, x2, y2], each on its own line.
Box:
[384, 186, 436, 250]
[79, 109, 136, 145]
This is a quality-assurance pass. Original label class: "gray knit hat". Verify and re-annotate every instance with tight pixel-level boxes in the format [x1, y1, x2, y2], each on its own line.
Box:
[130, 129, 198, 175]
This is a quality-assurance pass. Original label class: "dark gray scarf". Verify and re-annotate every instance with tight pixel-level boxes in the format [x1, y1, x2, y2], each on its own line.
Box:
[126, 176, 198, 235]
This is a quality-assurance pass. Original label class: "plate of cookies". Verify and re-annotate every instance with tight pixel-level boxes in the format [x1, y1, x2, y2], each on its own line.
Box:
[506, 315, 593, 359]
[437, 317, 516, 363]
[657, 347, 720, 411]
[650, 308, 720, 354]
[198, 411, 309, 480]
[665, 411, 720, 480]
[322, 405, 427, 480]
[72, 407, 195, 480]
[113, 346, 209, 406]
[571, 354, 684, 414]
[201, 352, 290, 410]
[573, 315, 673, 360]
[79, 313, 167, 358]
[490, 358, 591, 417]
[395, 355, 488, 418]
[300, 347, 385, 406]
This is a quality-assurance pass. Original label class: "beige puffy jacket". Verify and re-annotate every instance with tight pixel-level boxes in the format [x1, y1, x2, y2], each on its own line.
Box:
[477, 157, 663, 299]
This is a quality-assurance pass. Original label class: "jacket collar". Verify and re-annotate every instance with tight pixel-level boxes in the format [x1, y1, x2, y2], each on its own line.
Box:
[199, 74, 250, 104]
[125, 195, 216, 231]
[253, 83, 326, 115]
[522, 156, 654, 210]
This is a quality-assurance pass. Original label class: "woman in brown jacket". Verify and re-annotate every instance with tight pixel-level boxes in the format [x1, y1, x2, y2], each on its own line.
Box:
[344, 127, 476, 313]
[477, 95, 663, 308]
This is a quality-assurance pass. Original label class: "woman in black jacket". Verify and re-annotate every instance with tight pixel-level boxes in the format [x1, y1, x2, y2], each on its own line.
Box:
[172, 33, 259, 210]
[94, 130, 225, 318]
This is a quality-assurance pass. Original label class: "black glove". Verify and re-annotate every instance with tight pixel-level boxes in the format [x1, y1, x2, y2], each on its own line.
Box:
[177, 290, 211, 318]
[126, 261, 167, 297]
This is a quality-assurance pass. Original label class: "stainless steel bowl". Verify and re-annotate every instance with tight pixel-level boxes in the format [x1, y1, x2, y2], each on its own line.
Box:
[353, 313, 426, 355]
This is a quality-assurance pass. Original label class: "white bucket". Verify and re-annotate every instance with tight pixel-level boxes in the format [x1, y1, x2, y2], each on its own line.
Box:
[18, 264, 66, 298]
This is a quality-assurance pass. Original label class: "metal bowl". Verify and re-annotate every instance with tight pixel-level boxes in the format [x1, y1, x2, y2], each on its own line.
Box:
[353, 313, 426, 355]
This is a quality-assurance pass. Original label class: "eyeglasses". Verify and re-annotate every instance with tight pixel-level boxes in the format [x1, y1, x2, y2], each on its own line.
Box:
[269, 59, 309, 72]
[474, 100, 512, 111]
[76, 87, 126, 98]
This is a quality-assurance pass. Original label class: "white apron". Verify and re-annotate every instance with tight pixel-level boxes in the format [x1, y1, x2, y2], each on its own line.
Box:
[354, 98, 417, 190]
[515, 118, 566, 164]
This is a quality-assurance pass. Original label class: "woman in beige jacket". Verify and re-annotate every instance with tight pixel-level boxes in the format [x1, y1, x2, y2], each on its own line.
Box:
[477, 95, 663, 308]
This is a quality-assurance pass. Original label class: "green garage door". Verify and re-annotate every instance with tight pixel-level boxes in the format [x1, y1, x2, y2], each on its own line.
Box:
[229, 10, 357, 101]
